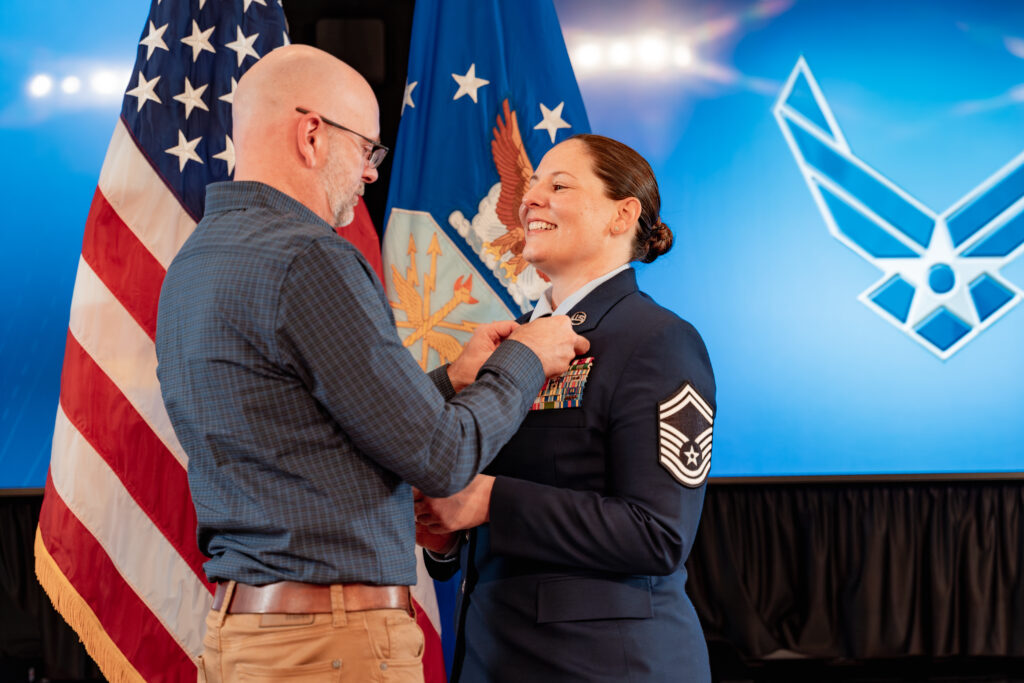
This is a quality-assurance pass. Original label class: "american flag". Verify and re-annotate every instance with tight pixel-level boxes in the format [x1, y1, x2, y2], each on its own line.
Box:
[32, 1, 437, 681]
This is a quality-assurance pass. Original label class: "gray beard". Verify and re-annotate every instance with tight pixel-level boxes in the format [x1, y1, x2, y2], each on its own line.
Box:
[334, 200, 356, 227]
[324, 150, 362, 227]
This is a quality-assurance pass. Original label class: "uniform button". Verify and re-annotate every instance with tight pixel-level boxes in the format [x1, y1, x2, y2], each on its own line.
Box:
[380, 662, 388, 671]
[332, 660, 341, 669]
[460, 578, 466, 593]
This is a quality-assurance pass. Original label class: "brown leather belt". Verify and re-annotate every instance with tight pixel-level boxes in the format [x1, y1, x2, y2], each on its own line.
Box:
[212, 581, 410, 614]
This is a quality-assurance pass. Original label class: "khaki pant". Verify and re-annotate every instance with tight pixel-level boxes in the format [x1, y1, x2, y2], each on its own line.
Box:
[197, 582, 425, 683]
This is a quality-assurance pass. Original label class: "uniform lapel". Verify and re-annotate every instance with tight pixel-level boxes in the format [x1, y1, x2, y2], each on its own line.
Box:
[517, 269, 638, 330]
[563, 269, 637, 334]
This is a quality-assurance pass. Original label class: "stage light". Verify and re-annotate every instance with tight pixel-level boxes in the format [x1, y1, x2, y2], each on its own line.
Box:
[28, 74, 53, 97]
[567, 33, 697, 76]
[637, 36, 669, 71]
[573, 42, 602, 71]
[674, 43, 695, 68]
[608, 41, 631, 68]
[90, 70, 121, 95]
[61, 76, 82, 94]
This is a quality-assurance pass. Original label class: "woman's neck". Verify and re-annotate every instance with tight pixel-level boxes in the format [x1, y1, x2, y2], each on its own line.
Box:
[547, 263, 627, 310]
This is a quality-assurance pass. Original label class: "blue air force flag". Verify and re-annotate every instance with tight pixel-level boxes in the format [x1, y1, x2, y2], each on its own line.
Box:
[383, 0, 589, 371]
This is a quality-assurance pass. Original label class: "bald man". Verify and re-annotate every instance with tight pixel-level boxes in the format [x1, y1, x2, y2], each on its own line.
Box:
[155, 45, 587, 682]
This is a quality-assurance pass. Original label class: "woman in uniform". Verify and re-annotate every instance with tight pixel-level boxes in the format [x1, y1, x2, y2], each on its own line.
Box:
[416, 134, 715, 683]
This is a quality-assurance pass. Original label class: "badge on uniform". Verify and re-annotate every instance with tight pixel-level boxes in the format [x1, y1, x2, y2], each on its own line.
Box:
[531, 357, 594, 410]
[658, 383, 714, 487]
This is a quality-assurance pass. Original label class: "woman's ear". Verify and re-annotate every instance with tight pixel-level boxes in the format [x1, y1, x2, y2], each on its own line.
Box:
[615, 196, 642, 234]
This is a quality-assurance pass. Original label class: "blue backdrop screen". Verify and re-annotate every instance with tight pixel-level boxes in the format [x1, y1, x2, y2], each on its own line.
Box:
[2, 0, 1022, 487]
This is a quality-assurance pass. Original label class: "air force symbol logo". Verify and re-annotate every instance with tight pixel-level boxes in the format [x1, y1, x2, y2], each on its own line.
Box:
[774, 58, 1024, 359]
[658, 383, 714, 488]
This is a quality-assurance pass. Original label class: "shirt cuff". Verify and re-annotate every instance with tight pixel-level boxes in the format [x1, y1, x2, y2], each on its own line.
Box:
[481, 339, 545, 395]
[424, 546, 460, 563]
[428, 364, 457, 401]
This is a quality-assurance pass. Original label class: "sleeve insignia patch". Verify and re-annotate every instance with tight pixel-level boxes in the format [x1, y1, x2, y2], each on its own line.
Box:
[530, 357, 594, 410]
[658, 382, 714, 487]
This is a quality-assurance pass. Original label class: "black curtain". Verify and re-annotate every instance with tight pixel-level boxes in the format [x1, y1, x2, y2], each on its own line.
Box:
[687, 482, 1024, 661]
[0, 495, 100, 682]
[4, 483, 1024, 681]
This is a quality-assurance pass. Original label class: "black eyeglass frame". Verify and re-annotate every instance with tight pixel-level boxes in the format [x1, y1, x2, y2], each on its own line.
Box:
[295, 106, 389, 169]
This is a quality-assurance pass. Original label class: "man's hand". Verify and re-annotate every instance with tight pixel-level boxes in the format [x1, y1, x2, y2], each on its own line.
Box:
[508, 315, 590, 378]
[412, 488, 459, 554]
[414, 475, 495, 534]
[447, 320, 519, 392]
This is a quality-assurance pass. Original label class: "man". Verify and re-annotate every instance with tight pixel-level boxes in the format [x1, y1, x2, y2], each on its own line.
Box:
[155, 44, 588, 682]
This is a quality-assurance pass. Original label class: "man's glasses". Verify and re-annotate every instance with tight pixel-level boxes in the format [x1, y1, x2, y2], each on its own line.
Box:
[295, 107, 389, 169]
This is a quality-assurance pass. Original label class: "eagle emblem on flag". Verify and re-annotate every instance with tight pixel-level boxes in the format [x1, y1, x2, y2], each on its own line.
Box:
[449, 99, 552, 310]
[484, 99, 547, 281]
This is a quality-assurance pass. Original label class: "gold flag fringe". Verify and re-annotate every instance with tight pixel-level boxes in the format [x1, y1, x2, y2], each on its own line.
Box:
[34, 528, 147, 683]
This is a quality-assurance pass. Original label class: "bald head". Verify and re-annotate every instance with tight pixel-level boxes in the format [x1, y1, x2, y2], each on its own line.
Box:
[231, 45, 380, 224]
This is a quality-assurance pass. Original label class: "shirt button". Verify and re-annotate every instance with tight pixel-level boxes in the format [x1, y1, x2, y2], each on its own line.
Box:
[380, 662, 388, 671]
[460, 578, 466, 593]
[332, 660, 341, 669]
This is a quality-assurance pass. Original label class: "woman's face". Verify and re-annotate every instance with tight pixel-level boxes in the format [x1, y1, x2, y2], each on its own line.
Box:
[518, 139, 629, 280]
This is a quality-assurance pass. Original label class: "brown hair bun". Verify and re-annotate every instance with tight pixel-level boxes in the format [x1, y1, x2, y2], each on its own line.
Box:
[570, 133, 672, 264]
[643, 219, 673, 263]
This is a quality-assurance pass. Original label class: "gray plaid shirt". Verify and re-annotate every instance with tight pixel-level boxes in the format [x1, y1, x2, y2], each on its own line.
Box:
[156, 181, 543, 586]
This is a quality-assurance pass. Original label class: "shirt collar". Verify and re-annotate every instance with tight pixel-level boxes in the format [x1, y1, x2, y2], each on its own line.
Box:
[530, 264, 632, 321]
[204, 180, 334, 232]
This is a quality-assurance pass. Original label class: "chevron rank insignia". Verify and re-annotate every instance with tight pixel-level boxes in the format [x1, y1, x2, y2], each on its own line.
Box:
[658, 383, 714, 487]
[531, 357, 593, 410]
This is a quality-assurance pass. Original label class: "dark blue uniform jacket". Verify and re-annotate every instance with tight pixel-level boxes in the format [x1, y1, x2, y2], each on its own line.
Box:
[426, 268, 716, 682]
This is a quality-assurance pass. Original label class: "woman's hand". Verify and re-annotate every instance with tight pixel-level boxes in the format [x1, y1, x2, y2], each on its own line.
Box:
[415, 523, 458, 555]
[414, 475, 495, 534]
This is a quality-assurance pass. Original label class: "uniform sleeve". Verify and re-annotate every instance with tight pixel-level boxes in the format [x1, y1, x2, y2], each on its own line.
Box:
[422, 545, 462, 581]
[275, 237, 545, 497]
[487, 317, 716, 575]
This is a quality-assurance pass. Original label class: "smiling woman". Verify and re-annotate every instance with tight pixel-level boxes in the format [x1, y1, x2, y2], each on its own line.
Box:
[519, 137, 635, 292]
[520, 134, 672, 304]
[416, 134, 717, 683]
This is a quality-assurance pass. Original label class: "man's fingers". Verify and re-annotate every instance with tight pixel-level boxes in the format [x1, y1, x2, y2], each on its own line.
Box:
[572, 334, 590, 355]
[506, 316, 594, 378]
[418, 516, 445, 530]
[489, 319, 519, 340]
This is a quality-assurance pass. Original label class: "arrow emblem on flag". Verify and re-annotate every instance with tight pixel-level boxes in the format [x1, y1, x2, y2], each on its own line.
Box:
[391, 231, 480, 369]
